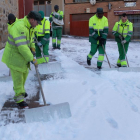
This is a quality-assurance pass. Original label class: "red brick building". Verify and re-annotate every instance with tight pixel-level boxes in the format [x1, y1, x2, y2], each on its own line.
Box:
[64, 0, 140, 39]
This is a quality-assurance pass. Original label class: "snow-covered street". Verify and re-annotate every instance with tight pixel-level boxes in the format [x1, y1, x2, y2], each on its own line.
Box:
[0, 37, 140, 140]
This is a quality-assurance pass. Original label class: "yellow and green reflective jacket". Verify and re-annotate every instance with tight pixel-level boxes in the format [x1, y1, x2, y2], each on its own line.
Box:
[35, 18, 50, 37]
[49, 10, 64, 29]
[7, 18, 18, 33]
[2, 16, 34, 73]
[112, 19, 133, 43]
[89, 14, 108, 44]
[35, 18, 50, 45]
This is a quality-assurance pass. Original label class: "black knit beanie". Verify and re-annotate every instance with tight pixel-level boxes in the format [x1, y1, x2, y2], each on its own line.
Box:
[8, 13, 16, 21]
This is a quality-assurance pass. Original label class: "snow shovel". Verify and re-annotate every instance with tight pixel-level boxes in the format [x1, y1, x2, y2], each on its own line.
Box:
[35, 38, 62, 74]
[24, 66, 71, 123]
[0, 75, 12, 82]
[0, 70, 12, 82]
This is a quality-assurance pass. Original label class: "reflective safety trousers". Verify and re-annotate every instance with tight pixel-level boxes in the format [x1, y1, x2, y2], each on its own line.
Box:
[117, 42, 129, 67]
[89, 14, 108, 44]
[52, 28, 62, 48]
[11, 68, 29, 103]
[35, 36, 49, 64]
[112, 19, 133, 43]
[2, 16, 34, 73]
[88, 43, 105, 67]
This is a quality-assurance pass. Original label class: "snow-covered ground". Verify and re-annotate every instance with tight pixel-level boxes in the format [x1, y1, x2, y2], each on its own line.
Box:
[0, 37, 140, 140]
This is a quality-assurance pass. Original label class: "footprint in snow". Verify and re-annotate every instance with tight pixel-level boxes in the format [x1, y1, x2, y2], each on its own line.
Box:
[90, 101, 96, 107]
[106, 118, 118, 129]
[90, 89, 96, 95]
[136, 85, 140, 89]
[131, 104, 138, 112]
[82, 81, 87, 85]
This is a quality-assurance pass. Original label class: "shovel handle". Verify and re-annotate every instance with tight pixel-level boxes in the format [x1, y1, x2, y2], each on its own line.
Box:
[121, 38, 129, 67]
[35, 66, 47, 106]
[102, 44, 111, 68]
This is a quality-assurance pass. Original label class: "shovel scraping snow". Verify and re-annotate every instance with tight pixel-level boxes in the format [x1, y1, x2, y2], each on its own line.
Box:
[0, 76, 12, 82]
[24, 66, 71, 123]
[101, 67, 140, 72]
[119, 67, 140, 72]
[35, 38, 62, 75]
[25, 102, 71, 123]
[38, 61, 62, 74]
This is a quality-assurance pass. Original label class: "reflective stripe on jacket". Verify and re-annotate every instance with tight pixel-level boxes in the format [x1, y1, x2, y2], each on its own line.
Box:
[89, 14, 108, 44]
[112, 19, 133, 43]
[2, 16, 34, 73]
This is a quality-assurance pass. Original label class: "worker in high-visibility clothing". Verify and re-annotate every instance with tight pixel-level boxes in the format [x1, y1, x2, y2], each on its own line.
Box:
[35, 11, 50, 64]
[7, 13, 18, 33]
[87, 8, 108, 69]
[112, 13, 133, 67]
[49, 5, 64, 49]
[2, 11, 41, 108]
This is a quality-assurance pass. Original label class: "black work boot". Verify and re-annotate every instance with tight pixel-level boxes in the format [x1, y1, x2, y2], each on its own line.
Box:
[57, 47, 61, 50]
[22, 93, 28, 98]
[117, 64, 121, 67]
[17, 101, 28, 108]
[24, 93, 28, 98]
[97, 66, 102, 69]
[87, 57, 91, 66]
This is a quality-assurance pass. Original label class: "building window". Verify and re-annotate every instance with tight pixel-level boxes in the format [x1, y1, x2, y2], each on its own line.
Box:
[73, 0, 89, 2]
[73, 0, 123, 2]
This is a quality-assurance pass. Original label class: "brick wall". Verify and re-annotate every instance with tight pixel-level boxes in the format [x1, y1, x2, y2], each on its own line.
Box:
[65, 0, 140, 38]
[65, 0, 73, 3]
[52, 0, 64, 12]
[0, 0, 18, 49]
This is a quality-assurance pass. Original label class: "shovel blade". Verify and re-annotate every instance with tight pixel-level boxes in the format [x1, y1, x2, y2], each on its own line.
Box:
[101, 67, 140, 72]
[24, 102, 71, 123]
[0, 76, 12, 82]
[101, 68, 118, 71]
[119, 67, 140, 72]
[38, 62, 62, 74]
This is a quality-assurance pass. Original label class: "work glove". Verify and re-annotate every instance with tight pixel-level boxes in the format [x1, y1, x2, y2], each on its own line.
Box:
[37, 42, 43, 48]
[99, 38, 106, 45]
[51, 13, 54, 17]
[27, 62, 31, 70]
[31, 58, 38, 67]
[97, 36, 101, 41]
[30, 47, 36, 56]
[121, 40, 127, 45]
